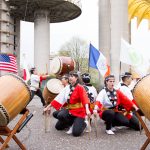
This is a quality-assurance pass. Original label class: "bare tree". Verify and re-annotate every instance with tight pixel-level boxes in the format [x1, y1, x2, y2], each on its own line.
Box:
[58, 37, 89, 71]
[58, 37, 100, 91]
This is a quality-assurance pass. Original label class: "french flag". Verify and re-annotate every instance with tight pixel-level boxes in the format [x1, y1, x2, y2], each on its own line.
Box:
[89, 43, 110, 77]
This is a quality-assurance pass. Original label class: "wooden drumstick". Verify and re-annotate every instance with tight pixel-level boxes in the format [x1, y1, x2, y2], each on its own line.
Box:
[44, 110, 51, 133]
[94, 115, 98, 138]
[46, 64, 48, 74]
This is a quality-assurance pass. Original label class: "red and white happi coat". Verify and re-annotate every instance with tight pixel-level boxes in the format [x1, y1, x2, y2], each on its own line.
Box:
[95, 89, 135, 119]
[51, 84, 90, 118]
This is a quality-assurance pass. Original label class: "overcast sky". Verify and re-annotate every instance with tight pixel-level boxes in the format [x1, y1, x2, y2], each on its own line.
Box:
[20, 0, 99, 66]
[20, 0, 150, 67]
[131, 18, 150, 59]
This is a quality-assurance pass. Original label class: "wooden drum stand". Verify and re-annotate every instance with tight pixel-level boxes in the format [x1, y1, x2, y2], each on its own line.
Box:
[0, 109, 29, 150]
[136, 112, 150, 150]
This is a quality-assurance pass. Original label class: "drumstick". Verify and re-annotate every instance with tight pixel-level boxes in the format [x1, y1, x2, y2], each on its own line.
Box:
[46, 64, 48, 74]
[44, 110, 51, 133]
[88, 116, 91, 140]
[93, 115, 98, 138]
[44, 111, 48, 133]
[17, 111, 36, 133]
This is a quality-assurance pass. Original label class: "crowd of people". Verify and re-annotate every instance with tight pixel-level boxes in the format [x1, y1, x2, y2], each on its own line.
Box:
[27, 66, 142, 137]
[40, 70, 142, 137]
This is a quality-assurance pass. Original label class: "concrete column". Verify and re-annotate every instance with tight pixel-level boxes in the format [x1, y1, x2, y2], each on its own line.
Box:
[110, 0, 129, 83]
[0, 0, 14, 53]
[99, 0, 111, 64]
[15, 19, 20, 71]
[98, 0, 111, 87]
[0, 0, 17, 75]
[34, 10, 50, 74]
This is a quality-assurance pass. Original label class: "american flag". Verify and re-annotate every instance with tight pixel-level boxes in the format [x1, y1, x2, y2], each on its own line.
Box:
[0, 54, 18, 73]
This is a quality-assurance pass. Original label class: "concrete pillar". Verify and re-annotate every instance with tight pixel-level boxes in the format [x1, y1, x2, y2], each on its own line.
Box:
[0, 1, 2, 50]
[15, 19, 20, 71]
[110, 0, 129, 83]
[0, 0, 14, 54]
[0, 0, 17, 75]
[99, 0, 111, 64]
[34, 10, 50, 74]
[98, 0, 111, 87]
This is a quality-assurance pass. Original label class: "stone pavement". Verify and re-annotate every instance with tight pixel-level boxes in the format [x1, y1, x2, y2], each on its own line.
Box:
[2, 96, 150, 150]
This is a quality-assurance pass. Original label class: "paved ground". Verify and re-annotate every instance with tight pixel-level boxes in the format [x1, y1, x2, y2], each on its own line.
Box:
[1, 96, 150, 150]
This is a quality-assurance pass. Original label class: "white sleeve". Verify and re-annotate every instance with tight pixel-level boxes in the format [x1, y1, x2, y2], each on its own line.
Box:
[125, 89, 133, 100]
[54, 86, 69, 105]
[93, 87, 98, 100]
[120, 86, 133, 100]
[96, 89, 105, 104]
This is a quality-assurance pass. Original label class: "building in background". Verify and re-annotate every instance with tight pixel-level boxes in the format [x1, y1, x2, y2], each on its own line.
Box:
[98, 0, 129, 83]
[0, 0, 81, 75]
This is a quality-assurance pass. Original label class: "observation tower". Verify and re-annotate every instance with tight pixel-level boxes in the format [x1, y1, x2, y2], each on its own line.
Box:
[0, 0, 81, 74]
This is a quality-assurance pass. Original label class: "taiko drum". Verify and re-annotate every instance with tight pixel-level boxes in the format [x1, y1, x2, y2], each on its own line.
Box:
[0, 74, 31, 126]
[50, 56, 75, 75]
[133, 74, 150, 120]
[42, 78, 64, 104]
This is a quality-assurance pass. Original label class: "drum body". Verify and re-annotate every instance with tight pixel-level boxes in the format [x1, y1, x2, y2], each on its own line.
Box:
[42, 78, 64, 104]
[133, 74, 150, 120]
[50, 56, 75, 75]
[0, 74, 31, 126]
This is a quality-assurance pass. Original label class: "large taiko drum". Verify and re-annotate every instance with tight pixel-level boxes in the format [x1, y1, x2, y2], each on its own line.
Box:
[133, 74, 150, 120]
[42, 78, 64, 104]
[50, 56, 76, 75]
[0, 74, 31, 126]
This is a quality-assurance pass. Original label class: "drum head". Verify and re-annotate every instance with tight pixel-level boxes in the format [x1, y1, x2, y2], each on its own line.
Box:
[46, 78, 64, 94]
[50, 57, 61, 74]
[0, 104, 9, 126]
[133, 74, 150, 120]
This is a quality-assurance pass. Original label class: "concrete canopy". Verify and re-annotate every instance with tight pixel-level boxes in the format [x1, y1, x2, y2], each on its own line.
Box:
[6, 0, 81, 22]
[128, 0, 150, 26]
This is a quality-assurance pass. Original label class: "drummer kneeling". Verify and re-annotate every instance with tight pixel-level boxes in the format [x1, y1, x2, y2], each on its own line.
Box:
[93, 75, 141, 135]
[44, 71, 91, 137]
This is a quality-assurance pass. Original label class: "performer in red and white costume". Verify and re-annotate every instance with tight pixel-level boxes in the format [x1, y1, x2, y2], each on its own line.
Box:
[81, 73, 97, 112]
[30, 67, 49, 106]
[81, 73, 98, 132]
[44, 71, 91, 137]
[118, 72, 136, 105]
[93, 75, 140, 135]
[52, 74, 70, 119]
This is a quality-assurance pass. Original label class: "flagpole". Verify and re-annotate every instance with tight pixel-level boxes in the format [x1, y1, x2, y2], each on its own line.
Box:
[129, 65, 131, 73]
[119, 61, 121, 80]
[88, 65, 90, 73]
[88, 42, 91, 73]
[129, 22, 132, 73]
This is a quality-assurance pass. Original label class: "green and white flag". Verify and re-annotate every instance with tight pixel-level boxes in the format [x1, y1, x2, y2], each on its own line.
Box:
[120, 38, 143, 66]
[120, 38, 149, 76]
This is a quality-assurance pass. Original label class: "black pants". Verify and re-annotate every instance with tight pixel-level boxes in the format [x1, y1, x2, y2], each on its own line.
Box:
[53, 110, 62, 119]
[102, 110, 140, 131]
[31, 89, 46, 106]
[54, 109, 86, 137]
[129, 115, 141, 131]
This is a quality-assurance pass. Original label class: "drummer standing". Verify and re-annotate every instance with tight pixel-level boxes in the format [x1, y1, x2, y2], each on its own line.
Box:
[30, 67, 49, 106]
